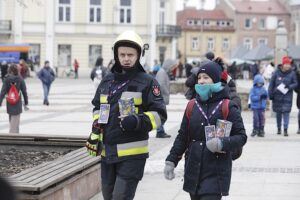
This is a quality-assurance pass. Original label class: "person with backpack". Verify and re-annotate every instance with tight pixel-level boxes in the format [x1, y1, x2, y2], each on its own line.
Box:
[37, 61, 55, 106]
[0, 64, 29, 133]
[164, 61, 247, 200]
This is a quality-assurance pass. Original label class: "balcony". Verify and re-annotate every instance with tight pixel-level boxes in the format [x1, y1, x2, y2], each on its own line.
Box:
[156, 24, 181, 38]
[0, 20, 12, 35]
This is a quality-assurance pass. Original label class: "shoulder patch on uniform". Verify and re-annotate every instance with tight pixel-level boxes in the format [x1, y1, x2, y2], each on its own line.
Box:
[152, 85, 161, 96]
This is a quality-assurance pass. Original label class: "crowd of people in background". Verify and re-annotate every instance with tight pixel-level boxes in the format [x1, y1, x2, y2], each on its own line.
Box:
[1, 49, 300, 139]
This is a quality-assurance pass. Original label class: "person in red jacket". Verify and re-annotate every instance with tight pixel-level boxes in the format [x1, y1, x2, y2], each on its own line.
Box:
[73, 59, 79, 79]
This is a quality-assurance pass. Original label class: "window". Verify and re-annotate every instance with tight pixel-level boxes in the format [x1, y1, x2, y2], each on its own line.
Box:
[58, 0, 71, 22]
[58, 44, 71, 67]
[159, 11, 165, 25]
[89, 0, 101, 23]
[259, 18, 265, 29]
[120, 0, 131, 24]
[258, 38, 268, 45]
[191, 37, 199, 50]
[187, 20, 193, 26]
[89, 45, 102, 67]
[207, 37, 214, 50]
[245, 18, 252, 29]
[243, 38, 253, 49]
[222, 38, 229, 50]
[160, 0, 165, 8]
[28, 44, 40, 65]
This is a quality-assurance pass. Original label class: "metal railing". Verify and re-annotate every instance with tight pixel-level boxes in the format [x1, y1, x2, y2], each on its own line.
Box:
[156, 24, 181, 38]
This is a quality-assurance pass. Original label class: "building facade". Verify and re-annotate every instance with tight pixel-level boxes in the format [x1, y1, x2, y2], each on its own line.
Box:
[0, 0, 180, 73]
[177, 7, 236, 62]
[217, 0, 291, 49]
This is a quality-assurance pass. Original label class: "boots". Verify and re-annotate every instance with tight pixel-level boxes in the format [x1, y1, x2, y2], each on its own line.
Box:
[251, 129, 259, 137]
[277, 128, 281, 135]
[284, 129, 288, 136]
[257, 128, 265, 137]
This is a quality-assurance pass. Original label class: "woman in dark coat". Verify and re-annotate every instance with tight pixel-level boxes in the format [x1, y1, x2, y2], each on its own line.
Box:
[268, 56, 298, 136]
[294, 62, 300, 134]
[164, 61, 247, 200]
[0, 64, 28, 133]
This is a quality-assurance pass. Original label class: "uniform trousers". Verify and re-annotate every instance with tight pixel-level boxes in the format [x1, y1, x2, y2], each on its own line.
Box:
[101, 158, 146, 200]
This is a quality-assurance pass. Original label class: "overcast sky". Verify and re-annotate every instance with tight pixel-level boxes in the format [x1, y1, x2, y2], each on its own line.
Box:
[176, 0, 216, 11]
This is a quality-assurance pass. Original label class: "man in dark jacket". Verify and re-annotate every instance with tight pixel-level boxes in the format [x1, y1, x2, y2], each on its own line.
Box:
[86, 30, 167, 200]
[37, 61, 55, 106]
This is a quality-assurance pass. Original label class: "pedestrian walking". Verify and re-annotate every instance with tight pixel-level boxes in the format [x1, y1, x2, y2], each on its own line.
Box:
[242, 62, 250, 80]
[164, 61, 247, 200]
[86, 30, 167, 200]
[17, 59, 29, 79]
[73, 59, 79, 79]
[0, 64, 29, 133]
[1, 61, 9, 82]
[90, 57, 108, 90]
[251, 61, 259, 79]
[268, 56, 298, 136]
[249, 74, 268, 137]
[152, 58, 178, 138]
[263, 61, 275, 88]
[37, 61, 55, 106]
[228, 61, 237, 80]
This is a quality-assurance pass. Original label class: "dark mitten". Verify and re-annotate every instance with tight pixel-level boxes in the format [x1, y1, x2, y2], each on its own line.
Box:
[120, 114, 139, 131]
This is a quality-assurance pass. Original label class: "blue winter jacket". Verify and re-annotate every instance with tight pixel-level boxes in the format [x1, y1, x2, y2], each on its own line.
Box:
[37, 67, 55, 86]
[268, 68, 298, 113]
[250, 74, 268, 110]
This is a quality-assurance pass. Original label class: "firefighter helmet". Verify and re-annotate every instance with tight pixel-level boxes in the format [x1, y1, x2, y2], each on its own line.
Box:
[112, 30, 149, 71]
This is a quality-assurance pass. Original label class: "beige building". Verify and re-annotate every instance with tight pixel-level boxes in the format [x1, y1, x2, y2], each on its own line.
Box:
[0, 0, 180, 73]
[216, 0, 291, 49]
[177, 7, 236, 62]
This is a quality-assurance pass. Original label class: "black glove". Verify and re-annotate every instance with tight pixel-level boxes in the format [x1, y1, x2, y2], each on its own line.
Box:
[120, 114, 139, 131]
[260, 94, 267, 99]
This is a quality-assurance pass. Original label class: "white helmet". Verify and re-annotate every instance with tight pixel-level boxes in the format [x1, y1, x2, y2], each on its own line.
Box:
[112, 30, 149, 71]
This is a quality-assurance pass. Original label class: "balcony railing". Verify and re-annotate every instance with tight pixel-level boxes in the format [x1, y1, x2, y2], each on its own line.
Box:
[156, 25, 181, 38]
[0, 20, 12, 34]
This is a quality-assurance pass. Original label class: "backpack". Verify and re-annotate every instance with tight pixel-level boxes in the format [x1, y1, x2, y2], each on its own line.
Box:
[6, 83, 20, 105]
[185, 98, 243, 160]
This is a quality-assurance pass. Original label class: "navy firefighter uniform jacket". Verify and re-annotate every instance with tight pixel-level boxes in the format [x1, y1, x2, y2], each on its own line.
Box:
[91, 67, 167, 164]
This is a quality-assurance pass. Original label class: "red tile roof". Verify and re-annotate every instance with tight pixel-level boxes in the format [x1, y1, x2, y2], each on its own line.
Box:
[229, 0, 289, 14]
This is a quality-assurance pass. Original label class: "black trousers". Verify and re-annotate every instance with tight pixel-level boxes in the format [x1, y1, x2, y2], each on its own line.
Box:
[101, 159, 146, 200]
[190, 194, 222, 200]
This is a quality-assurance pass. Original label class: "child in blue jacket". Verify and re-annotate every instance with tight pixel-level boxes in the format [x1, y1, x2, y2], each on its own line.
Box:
[250, 74, 268, 137]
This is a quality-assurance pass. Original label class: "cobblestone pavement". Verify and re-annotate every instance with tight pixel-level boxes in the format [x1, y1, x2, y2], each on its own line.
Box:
[0, 77, 299, 200]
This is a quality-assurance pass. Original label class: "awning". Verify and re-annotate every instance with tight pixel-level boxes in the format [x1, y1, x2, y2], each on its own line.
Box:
[0, 44, 30, 52]
[242, 44, 274, 61]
